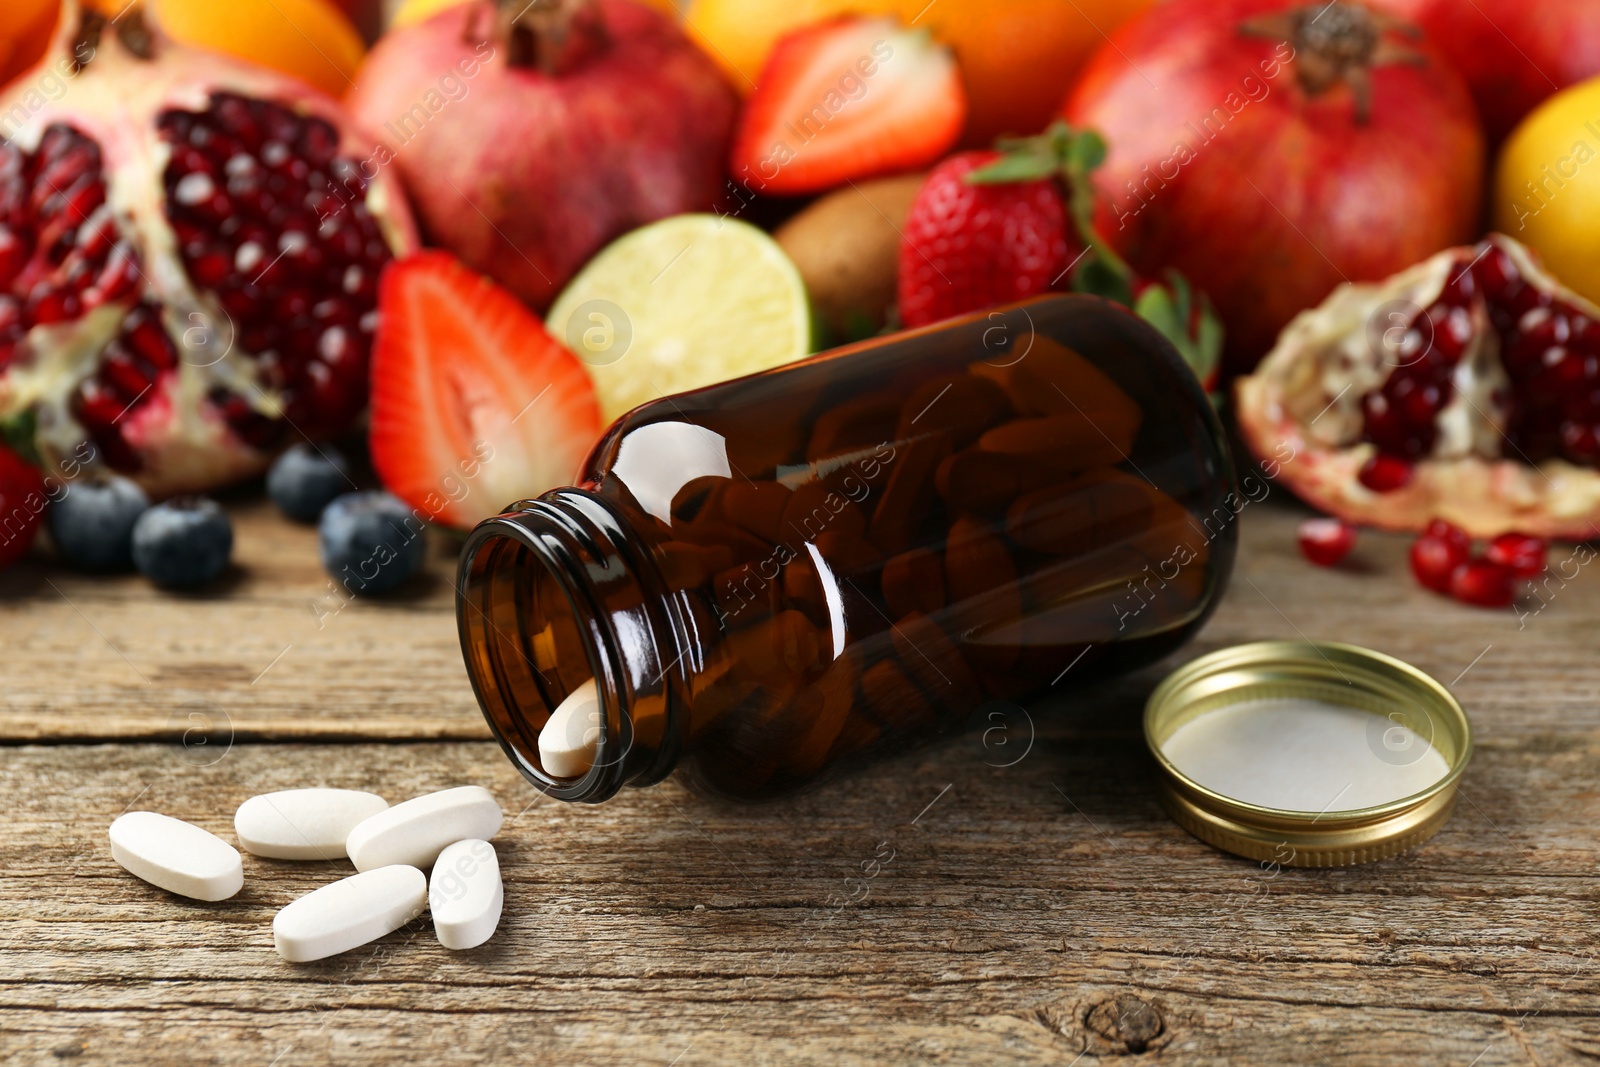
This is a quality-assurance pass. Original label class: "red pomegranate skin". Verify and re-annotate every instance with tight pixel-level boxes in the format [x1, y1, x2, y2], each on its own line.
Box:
[347, 0, 738, 311]
[1370, 0, 1600, 143]
[1062, 0, 1485, 374]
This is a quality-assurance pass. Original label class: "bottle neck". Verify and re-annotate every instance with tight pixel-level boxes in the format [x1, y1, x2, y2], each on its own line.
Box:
[455, 489, 687, 802]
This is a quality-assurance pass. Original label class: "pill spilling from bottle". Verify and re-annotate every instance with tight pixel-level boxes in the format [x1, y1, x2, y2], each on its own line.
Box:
[539, 678, 601, 778]
[108, 785, 506, 960]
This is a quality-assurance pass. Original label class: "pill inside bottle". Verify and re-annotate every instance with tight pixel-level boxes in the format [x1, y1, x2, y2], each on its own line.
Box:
[1158, 697, 1452, 812]
[539, 678, 602, 779]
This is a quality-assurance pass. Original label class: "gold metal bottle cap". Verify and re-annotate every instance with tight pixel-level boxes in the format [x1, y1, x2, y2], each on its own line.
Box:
[1144, 641, 1473, 868]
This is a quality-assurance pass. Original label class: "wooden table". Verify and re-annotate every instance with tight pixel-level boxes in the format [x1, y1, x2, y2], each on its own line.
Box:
[3, 495, 1597, 1066]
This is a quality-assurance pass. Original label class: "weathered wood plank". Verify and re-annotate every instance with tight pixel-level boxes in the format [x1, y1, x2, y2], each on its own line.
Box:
[5, 491, 1600, 1065]
[1, 729, 1597, 1066]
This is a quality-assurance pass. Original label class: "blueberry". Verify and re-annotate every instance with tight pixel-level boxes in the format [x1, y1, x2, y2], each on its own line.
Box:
[131, 497, 233, 588]
[319, 491, 425, 595]
[48, 474, 149, 570]
[267, 443, 351, 522]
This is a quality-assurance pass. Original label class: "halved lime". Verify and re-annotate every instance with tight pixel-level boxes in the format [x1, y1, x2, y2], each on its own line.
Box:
[547, 214, 815, 422]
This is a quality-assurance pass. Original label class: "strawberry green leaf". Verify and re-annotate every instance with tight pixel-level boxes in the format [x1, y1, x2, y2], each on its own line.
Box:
[1133, 272, 1223, 393]
[1073, 257, 1133, 307]
[965, 151, 1058, 184]
[0, 410, 39, 468]
[1064, 129, 1107, 175]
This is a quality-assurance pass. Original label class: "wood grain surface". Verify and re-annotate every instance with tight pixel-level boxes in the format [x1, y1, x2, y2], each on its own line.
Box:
[3, 497, 1598, 1066]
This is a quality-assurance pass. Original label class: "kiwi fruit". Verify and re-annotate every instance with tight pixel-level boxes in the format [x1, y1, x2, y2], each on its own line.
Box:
[776, 174, 925, 343]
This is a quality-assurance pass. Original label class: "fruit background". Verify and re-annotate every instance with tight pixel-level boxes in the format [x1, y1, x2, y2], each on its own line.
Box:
[0, 0, 1595, 603]
[6, 0, 1600, 1062]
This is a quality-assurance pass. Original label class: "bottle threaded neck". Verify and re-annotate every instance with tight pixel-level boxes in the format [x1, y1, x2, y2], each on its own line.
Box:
[456, 490, 683, 802]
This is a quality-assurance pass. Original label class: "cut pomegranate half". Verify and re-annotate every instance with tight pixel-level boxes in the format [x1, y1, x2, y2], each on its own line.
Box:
[1237, 234, 1600, 539]
[0, 4, 415, 497]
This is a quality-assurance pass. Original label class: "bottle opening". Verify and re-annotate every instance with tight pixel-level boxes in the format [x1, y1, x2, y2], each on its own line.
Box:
[457, 520, 615, 797]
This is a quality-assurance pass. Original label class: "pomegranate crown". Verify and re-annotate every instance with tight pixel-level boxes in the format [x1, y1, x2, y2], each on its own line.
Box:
[1241, 1, 1427, 123]
[463, 0, 609, 76]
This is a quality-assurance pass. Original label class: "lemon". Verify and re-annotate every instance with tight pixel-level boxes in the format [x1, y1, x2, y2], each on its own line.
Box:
[547, 215, 815, 422]
[1493, 74, 1600, 304]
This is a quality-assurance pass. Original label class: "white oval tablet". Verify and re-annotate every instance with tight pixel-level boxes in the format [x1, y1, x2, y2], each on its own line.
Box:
[429, 839, 504, 951]
[539, 678, 601, 778]
[273, 864, 427, 962]
[235, 789, 389, 860]
[109, 811, 243, 901]
[345, 785, 503, 872]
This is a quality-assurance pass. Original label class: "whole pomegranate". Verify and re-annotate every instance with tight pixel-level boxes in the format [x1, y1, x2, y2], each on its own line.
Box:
[0, 3, 416, 497]
[347, 0, 737, 311]
[1369, 0, 1600, 143]
[1237, 234, 1600, 540]
[1062, 0, 1484, 375]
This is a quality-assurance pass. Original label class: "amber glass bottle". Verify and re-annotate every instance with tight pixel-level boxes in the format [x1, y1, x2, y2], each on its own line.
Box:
[457, 296, 1237, 802]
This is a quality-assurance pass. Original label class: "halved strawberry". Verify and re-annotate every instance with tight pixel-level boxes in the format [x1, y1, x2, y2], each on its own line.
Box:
[730, 17, 965, 197]
[370, 252, 603, 530]
[0, 441, 44, 570]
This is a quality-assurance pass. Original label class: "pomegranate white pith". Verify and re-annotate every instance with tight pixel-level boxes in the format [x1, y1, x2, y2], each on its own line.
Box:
[0, 4, 416, 497]
[1238, 235, 1600, 539]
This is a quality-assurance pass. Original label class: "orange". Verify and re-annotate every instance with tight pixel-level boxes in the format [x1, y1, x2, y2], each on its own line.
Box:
[147, 0, 365, 98]
[0, 0, 58, 88]
[686, 0, 1154, 146]
[390, 0, 682, 31]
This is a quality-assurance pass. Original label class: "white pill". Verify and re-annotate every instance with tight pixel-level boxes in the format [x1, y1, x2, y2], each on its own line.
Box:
[272, 865, 426, 962]
[539, 677, 601, 778]
[345, 785, 503, 872]
[429, 839, 504, 950]
[234, 789, 389, 860]
[109, 811, 243, 901]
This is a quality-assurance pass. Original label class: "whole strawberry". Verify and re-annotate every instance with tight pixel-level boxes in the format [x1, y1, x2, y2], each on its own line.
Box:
[897, 151, 1075, 329]
[897, 122, 1223, 388]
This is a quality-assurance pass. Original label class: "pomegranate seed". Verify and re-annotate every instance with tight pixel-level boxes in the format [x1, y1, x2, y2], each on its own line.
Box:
[33, 143, 98, 211]
[75, 207, 116, 260]
[318, 325, 356, 364]
[1485, 533, 1547, 579]
[1297, 516, 1356, 567]
[0, 225, 23, 286]
[1358, 454, 1413, 492]
[55, 173, 105, 224]
[1410, 529, 1469, 593]
[101, 349, 151, 397]
[1561, 420, 1600, 461]
[1472, 240, 1521, 305]
[1509, 283, 1553, 319]
[28, 286, 78, 324]
[1436, 259, 1476, 305]
[172, 171, 216, 207]
[74, 377, 129, 429]
[273, 288, 311, 321]
[299, 118, 339, 168]
[1423, 518, 1470, 553]
[213, 95, 263, 150]
[189, 249, 230, 288]
[89, 242, 141, 303]
[1448, 559, 1516, 608]
[124, 308, 176, 369]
